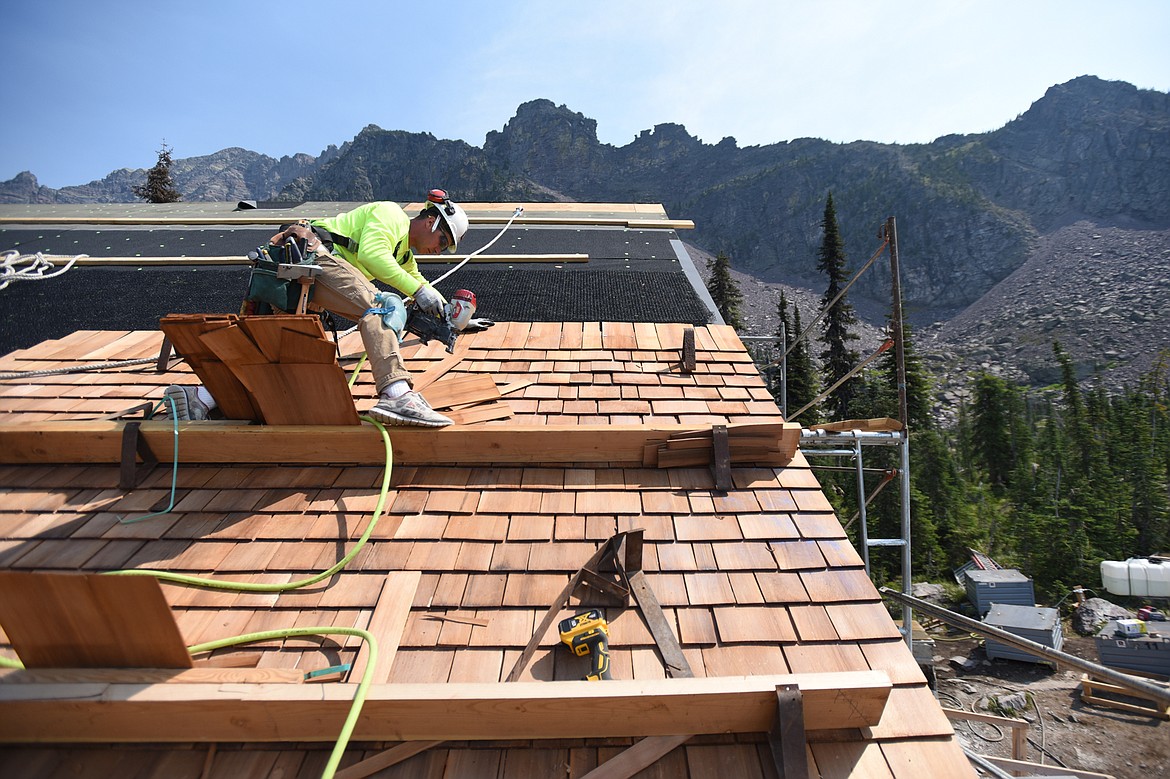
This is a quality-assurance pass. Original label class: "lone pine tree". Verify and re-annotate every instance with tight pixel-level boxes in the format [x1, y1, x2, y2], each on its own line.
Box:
[133, 141, 181, 203]
[816, 193, 859, 420]
[705, 251, 743, 330]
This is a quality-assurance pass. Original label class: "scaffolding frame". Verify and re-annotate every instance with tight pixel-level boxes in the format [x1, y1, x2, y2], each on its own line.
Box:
[800, 428, 912, 645]
[757, 217, 915, 646]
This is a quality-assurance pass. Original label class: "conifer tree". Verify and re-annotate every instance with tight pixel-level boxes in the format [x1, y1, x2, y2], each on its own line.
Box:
[705, 251, 743, 330]
[815, 194, 859, 419]
[1113, 386, 1167, 555]
[970, 373, 1024, 493]
[865, 315, 933, 431]
[913, 426, 981, 568]
[133, 141, 181, 203]
[776, 292, 819, 422]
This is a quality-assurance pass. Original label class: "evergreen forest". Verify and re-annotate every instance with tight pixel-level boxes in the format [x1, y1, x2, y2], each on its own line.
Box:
[709, 199, 1170, 603]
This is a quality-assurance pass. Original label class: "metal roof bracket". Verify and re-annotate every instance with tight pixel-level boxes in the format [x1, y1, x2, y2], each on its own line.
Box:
[768, 683, 809, 779]
[119, 420, 159, 491]
[711, 424, 733, 492]
[680, 326, 696, 373]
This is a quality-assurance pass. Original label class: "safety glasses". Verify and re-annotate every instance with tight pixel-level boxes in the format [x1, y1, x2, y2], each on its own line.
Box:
[432, 217, 453, 251]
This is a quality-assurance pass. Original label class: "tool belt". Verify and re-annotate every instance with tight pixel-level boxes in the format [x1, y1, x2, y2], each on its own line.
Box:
[241, 220, 328, 314]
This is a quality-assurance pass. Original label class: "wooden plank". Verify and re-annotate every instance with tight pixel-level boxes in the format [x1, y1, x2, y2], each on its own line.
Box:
[421, 374, 501, 410]
[239, 315, 322, 360]
[0, 572, 192, 669]
[809, 417, 903, 433]
[497, 379, 534, 397]
[1, 422, 700, 466]
[942, 707, 1029, 760]
[1, 214, 693, 228]
[334, 740, 445, 779]
[349, 572, 420, 685]
[979, 756, 1116, 779]
[1080, 675, 1170, 720]
[444, 402, 514, 426]
[0, 671, 892, 742]
[812, 742, 893, 778]
[411, 353, 466, 392]
[865, 685, 954, 739]
[158, 315, 234, 361]
[159, 316, 260, 421]
[581, 734, 691, 779]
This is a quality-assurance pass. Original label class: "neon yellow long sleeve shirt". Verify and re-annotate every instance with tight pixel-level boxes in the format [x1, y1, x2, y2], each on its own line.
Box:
[313, 202, 427, 296]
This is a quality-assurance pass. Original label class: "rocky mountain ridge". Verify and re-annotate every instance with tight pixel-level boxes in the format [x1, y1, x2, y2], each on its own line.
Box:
[1, 146, 335, 205]
[3, 76, 1167, 390]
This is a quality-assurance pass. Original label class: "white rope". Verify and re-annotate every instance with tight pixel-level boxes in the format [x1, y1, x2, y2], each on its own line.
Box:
[430, 206, 524, 286]
[0, 357, 160, 381]
[0, 250, 85, 291]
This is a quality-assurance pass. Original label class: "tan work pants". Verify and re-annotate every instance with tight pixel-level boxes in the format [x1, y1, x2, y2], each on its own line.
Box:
[309, 251, 411, 393]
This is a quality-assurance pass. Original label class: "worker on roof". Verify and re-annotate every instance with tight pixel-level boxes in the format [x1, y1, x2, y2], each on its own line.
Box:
[163, 192, 469, 427]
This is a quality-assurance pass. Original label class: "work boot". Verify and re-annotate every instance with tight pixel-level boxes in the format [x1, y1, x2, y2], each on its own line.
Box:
[367, 391, 453, 428]
[163, 385, 210, 421]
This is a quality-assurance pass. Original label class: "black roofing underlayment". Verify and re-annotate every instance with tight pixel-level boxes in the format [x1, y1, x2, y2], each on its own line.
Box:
[0, 265, 711, 354]
[0, 227, 679, 261]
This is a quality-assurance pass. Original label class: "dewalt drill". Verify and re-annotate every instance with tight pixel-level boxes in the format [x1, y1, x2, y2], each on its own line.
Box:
[558, 609, 612, 681]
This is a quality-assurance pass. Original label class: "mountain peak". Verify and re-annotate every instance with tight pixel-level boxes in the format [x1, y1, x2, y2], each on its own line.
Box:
[1024, 75, 1170, 121]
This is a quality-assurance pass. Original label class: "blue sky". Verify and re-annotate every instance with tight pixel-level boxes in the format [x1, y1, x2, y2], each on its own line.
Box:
[4, 0, 1169, 189]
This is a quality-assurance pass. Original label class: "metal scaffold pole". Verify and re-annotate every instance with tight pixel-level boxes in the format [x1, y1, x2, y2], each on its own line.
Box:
[793, 219, 916, 650]
[885, 216, 913, 647]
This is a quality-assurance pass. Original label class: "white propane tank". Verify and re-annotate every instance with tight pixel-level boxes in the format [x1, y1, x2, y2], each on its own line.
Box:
[1100, 557, 1170, 597]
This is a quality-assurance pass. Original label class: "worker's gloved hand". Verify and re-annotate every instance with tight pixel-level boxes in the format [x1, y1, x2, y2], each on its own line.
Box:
[412, 285, 446, 317]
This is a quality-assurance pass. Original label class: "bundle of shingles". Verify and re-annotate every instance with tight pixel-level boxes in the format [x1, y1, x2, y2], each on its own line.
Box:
[160, 316, 516, 428]
[644, 421, 801, 468]
[159, 314, 360, 425]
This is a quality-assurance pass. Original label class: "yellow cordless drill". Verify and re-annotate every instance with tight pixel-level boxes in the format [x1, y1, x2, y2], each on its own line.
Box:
[558, 609, 612, 681]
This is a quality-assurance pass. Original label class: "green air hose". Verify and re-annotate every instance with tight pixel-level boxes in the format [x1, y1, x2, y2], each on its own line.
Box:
[107, 415, 393, 592]
[187, 626, 378, 779]
[348, 354, 368, 387]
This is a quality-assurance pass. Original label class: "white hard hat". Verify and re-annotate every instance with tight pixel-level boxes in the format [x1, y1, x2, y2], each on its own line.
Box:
[426, 189, 469, 254]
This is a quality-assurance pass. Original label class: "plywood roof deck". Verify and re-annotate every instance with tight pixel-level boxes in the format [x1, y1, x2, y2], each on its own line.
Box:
[0, 209, 971, 777]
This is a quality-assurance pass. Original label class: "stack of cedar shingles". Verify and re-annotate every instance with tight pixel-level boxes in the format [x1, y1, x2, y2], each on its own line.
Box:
[648, 422, 798, 468]
[159, 314, 359, 425]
